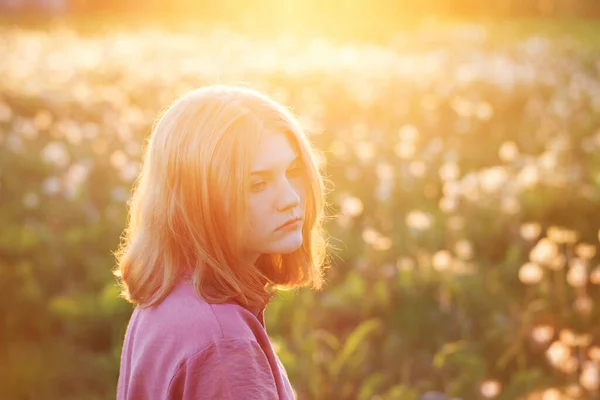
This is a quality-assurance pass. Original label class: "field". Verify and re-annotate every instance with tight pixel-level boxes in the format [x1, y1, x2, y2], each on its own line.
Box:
[2, 20, 600, 399]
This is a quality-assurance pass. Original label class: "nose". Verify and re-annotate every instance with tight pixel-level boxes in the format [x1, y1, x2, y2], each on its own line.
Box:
[276, 178, 301, 212]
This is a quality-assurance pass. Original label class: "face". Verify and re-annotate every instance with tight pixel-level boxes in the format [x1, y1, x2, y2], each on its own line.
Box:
[243, 131, 307, 263]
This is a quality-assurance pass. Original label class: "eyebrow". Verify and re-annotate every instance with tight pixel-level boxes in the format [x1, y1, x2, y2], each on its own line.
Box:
[250, 156, 300, 176]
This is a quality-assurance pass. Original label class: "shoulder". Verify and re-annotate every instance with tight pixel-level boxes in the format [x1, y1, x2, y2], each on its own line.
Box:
[118, 280, 272, 399]
[127, 280, 263, 356]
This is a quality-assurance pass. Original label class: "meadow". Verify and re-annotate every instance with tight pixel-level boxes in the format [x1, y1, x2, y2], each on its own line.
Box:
[2, 21, 600, 399]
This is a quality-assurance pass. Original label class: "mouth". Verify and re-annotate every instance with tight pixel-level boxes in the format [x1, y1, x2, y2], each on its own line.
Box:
[276, 217, 302, 231]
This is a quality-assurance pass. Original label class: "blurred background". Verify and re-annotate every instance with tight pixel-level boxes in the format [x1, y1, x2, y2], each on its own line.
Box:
[2, 1, 600, 399]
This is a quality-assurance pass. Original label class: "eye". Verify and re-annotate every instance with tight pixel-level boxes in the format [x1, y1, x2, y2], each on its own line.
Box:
[251, 181, 267, 193]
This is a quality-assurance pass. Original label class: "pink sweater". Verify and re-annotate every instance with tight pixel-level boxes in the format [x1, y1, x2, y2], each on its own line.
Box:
[116, 279, 295, 399]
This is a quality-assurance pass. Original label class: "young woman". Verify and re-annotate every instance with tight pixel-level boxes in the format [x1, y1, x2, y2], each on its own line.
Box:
[114, 85, 329, 399]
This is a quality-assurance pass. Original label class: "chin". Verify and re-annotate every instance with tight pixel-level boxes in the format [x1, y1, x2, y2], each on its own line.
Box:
[270, 231, 304, 254]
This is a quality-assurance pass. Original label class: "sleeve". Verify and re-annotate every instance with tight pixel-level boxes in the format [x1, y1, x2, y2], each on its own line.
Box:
[166, 339, 280, 400]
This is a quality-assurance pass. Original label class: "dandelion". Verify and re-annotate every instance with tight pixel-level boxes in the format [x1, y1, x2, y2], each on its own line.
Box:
[479, 379, 501, 398]
[531, 325, 554, 345]
[380, 263, 396, 278]
[420, 94, 439, 110]
[538, 152, 557, 171]
[499, 141, 519, 162]
[460, 173, 480, 202]
[398, 124, 419, 143]
[479, 166, 508, 193]
[396, 257, 416, 271]
[344, 166, 361, 181]
[573, 333, 593, 347]
[330, 139, 347, 159]
[59, 120, 83, 145]
[375, 181, 393, 202]
[91, 138, 108, 155]
[517, 164, 539, 187]
[406, 210, 433, 231]
[354, 258, 369, 272]
[394, 141, 416, 159]
[0, 101, 13, 122]
[6, 132, 24, 154]
[519, 262, 543, 285]
[530, 238, 559, 265]
[42, 176, 62, 196]
[439, 196, 458, 213]
[64, 163, 90, 199]
[451, 97, 473, 118]
[447, 216, 465, 231]
[439, 162, 460, 181]
[590, 267, 600, 284]
[336, 215, 351, 229]
[33, 110, 53, 130]
[373, 236, 393, 251]
[452, 260, 477, 275]
[17, 118, 38, 140]
[355, 141, 375, 163]
[547, 253, 566, 271]
[570, 258, 588, 271]
[270, 339, 281, 354]
[362, 228, 379, 244]
[340, 195, 364, 217]
[557, 357, 579, 374]
[23, 192, 40, 208]
[566, 264, 588, 288]
[42, 141, 70, 168]
[125, 140, 141, 157]
[564, 384, 583, 398]
[548, 226, 578, 244]
[580, 361, 600, 391]
[559, 329, 577, 346]
[520, 223, 542, 241]
[443, 181, 461, 198]
[588, 346, 600, 361]
[501, 196, 520, 215]
[110, 150, 128, 169]
[424, 137, 444, 156]
[432, 250, 453, 272]
[409, 160, 426, 177]
[376, 163, 395, 181]
[573, 296, 593, 315]
[111, 187, 129, 203]
[540, 388, 561, 400]
[475, 102, 493, 120]
[575, 243, 596, 260]
[546, 341, 571, 368]
[120, 162, 140, 183]
[455, 239, 474, 260]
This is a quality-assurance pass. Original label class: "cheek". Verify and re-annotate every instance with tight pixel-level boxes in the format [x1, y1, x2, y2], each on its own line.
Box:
[246, 199, 259, 225]
[294, 179, 307, 207]
[247, 196, 270, 233]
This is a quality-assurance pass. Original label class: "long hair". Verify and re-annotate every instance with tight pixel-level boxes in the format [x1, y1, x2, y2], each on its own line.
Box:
[113, 85, 329, 310]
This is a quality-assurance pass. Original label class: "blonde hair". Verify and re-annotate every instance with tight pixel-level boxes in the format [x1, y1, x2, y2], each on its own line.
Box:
[113, 84, 329, 310]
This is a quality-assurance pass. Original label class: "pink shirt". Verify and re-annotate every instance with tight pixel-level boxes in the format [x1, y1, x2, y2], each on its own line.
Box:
[117, 279, 295, 399]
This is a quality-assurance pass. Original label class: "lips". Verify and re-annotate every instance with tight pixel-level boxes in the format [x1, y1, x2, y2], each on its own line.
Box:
[276, 217, 301, 231]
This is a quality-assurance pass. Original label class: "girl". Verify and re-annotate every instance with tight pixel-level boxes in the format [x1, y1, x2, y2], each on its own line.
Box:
[114, 84, 329, 399]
